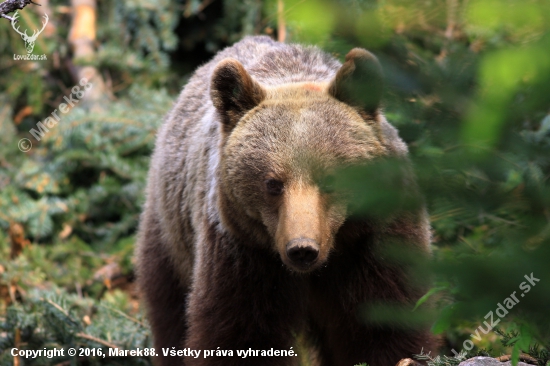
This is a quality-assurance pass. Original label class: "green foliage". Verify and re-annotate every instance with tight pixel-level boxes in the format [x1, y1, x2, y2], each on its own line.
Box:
[494, 328, 550, 366]
[0, 234, 150, 364]
[526, 344, 550, 366]
[0, 86, 171, 246]
[415, 349, 468, 366]
[0, 286, 151, 365]
[95, 0, 180, 86]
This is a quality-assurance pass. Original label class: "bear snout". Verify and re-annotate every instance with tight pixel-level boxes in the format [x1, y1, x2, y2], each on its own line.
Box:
[285, 238, 319, 270]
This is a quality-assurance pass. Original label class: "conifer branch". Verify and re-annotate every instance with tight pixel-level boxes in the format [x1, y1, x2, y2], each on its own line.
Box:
[100, 304, 147, 328]
[0, 0, 40, 22]
[76, 332, 121, 349]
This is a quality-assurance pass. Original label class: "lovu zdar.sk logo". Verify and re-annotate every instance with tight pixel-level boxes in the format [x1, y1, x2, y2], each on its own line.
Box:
[11, 10, 48, 61]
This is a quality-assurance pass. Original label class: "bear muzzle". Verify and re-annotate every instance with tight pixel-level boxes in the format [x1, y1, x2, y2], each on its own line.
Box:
[285, 238, 319, 270]
[275, 183, 327, 272]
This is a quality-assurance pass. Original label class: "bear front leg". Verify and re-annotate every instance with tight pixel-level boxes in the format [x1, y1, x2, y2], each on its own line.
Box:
[310, 221, 439, 366]
[136, 214, 190, 366]
[183, 236, 306, 366]
[315, 321, 438, 366]
[310, 274, 439, 366]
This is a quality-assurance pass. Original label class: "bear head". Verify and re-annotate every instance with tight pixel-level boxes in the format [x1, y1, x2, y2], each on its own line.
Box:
[211, 48, 391, 273]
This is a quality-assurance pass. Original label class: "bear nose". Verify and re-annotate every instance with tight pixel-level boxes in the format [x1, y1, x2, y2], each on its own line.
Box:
[286, 238, 319, 269]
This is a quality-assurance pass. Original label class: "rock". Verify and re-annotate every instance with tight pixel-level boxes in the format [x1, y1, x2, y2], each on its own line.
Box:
[458, 356, 532, 366]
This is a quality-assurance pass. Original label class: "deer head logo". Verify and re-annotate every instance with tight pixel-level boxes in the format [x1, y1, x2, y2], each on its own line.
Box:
[11, 11, 48, 54]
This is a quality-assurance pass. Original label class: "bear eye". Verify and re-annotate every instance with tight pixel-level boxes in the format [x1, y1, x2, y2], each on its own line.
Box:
[318, 175, 336, 193]
[265, 179, 284, 196]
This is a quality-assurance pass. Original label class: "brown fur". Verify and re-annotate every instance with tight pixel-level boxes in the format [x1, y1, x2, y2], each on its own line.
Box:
[135, 36, 438, 366]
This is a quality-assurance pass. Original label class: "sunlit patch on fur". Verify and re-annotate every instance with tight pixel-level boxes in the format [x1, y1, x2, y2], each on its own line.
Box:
[302, 83, 324, 92]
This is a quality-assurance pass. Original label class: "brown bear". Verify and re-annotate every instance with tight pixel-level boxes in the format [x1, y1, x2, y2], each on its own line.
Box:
[135, 36, 438, 366]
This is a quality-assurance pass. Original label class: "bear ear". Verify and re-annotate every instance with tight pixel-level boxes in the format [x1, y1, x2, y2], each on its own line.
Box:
[328, 48, 384, 115]
[211, 58, 266, 132]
